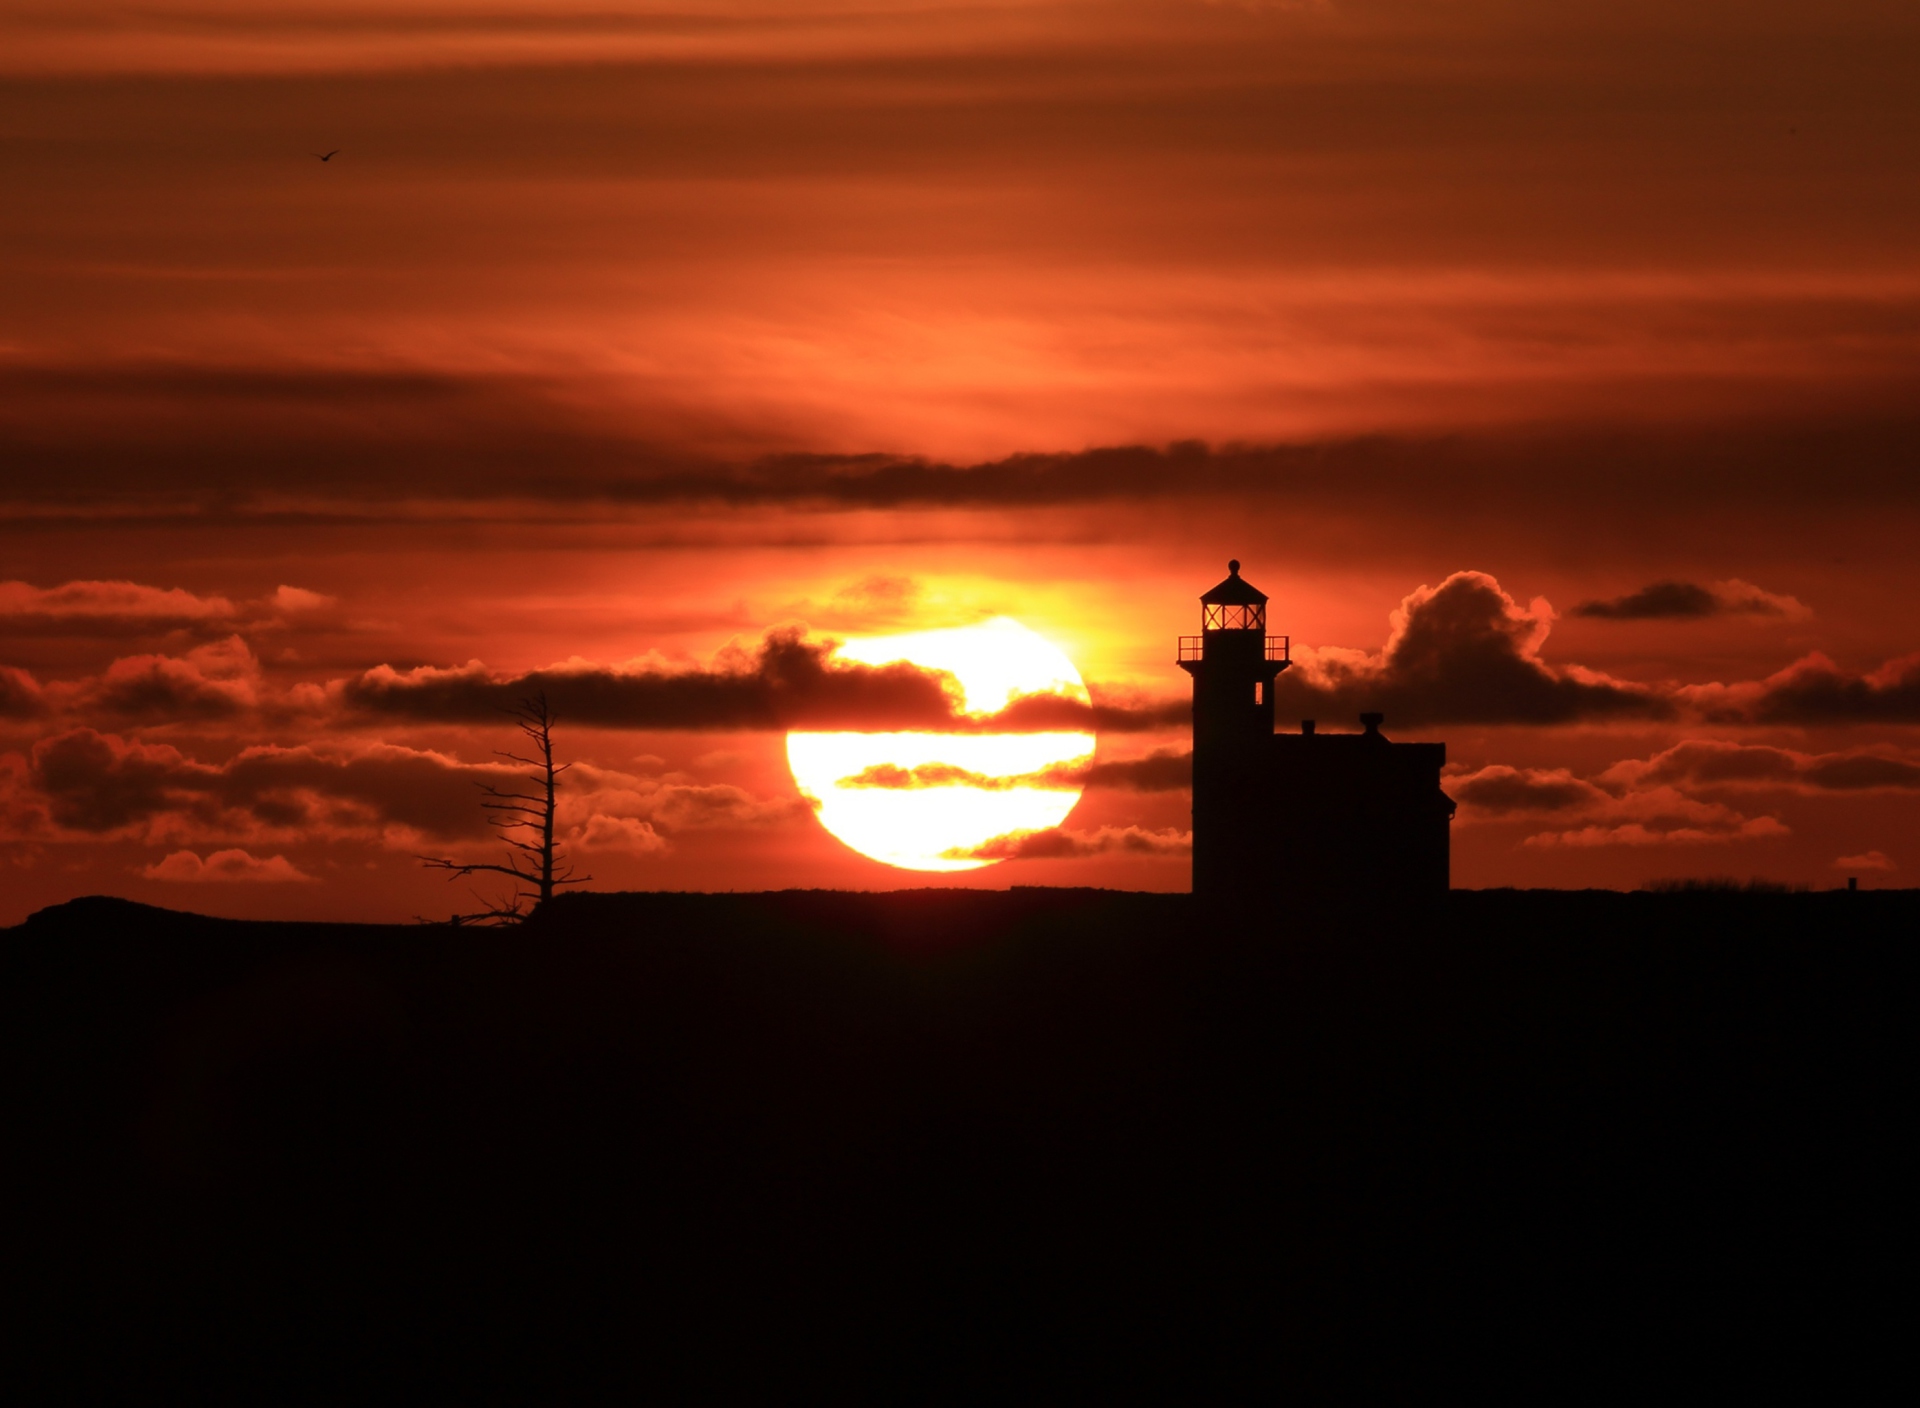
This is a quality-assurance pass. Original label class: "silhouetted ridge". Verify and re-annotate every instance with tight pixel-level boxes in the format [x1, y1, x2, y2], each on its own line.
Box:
[20, 894, 211, 930]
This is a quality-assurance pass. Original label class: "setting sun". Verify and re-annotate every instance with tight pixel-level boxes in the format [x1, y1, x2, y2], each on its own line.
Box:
[786, 618, 1095, 871]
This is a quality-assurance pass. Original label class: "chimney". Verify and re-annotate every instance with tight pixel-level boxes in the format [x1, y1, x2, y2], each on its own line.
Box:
[1301, 719, 1316, 735]
[1849, 876, 1859, 892]
[1360, 712, 1383, 736]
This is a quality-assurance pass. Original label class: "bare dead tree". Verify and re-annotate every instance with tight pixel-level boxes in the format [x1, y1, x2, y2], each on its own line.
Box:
[418, 693, 591, 924]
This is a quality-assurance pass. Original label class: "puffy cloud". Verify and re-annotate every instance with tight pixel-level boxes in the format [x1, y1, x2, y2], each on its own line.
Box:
[1689, 651, 1920, 725]
[1833, 850, 1896, 873]
[1448, 765, 1608, 815]
[1572, 579, 1807, 621]
[569, 815, 668, 854]
[140, 849, 314, 883]
[1273, 571, 1665, 727]
[1266, 571, 1913, 735]
[948, 825, 1191, 861]
[73, 636, 260, 720]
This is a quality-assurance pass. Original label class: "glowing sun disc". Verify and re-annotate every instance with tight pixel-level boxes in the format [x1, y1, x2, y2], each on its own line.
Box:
[786, 618, 1094, 871]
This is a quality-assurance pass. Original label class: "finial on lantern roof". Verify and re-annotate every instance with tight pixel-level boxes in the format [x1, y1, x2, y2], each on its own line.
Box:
[1200, 560, 1267, 607]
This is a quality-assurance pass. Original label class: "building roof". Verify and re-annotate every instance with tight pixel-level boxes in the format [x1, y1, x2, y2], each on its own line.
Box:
[1200, 559, 1268, 606]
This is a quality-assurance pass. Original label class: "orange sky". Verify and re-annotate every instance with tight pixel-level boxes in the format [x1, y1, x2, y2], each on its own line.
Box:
[3, 1, 1918, 920]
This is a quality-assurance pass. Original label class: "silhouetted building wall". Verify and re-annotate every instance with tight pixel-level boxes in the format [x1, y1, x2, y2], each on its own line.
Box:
[1179, 562, 1454, 903]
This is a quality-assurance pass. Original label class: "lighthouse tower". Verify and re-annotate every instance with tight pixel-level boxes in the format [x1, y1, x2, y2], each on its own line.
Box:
[1178, 561, 1290, 900]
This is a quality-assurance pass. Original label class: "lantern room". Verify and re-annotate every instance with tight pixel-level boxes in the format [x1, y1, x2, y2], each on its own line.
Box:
[1179, 560, 1290, 667]
[1201, 559, 1267, 632]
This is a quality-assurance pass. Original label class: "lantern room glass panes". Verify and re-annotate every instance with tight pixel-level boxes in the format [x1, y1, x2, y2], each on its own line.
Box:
[1203, 602, 1266, 631]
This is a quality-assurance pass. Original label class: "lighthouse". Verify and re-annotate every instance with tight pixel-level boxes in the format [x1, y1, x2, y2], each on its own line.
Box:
[1178, 561, 1292, 900]
[1178, 561, 1454, 906]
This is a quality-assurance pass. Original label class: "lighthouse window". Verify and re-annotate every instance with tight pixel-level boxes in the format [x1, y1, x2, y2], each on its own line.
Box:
[1254, 682, 1263, 705]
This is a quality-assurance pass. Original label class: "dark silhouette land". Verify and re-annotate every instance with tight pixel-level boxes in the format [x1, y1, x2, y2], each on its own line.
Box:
[4, 886, 1909, 1395]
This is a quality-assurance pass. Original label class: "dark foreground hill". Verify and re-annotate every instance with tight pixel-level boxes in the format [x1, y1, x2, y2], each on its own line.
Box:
[3, 887, 1911, 1397]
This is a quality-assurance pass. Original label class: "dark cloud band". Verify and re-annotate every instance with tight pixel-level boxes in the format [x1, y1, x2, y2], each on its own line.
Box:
[1573, 579, 1804, 621]
[5, 365, 1920, 524]
[342, 627, 1182, 734]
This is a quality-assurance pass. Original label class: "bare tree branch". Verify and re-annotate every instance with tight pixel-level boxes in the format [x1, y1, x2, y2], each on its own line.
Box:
[416, 691, 592, 924]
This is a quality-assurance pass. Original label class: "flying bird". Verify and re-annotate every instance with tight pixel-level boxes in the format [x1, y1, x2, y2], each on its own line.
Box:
[314, 150, 340, 162]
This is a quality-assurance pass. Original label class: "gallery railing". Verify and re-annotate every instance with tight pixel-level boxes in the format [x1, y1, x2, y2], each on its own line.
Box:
[1178, 635, 1289, 663]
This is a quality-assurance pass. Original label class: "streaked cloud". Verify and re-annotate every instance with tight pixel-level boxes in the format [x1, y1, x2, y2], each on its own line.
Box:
[947, 824, 1192, 861]
[1572, 580, 1808, 622]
